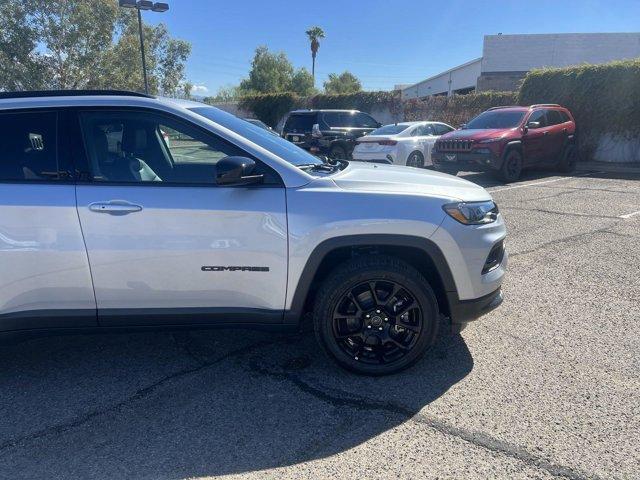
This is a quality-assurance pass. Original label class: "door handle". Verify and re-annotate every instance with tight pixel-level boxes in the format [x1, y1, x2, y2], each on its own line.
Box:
[89, 201, 143, 215]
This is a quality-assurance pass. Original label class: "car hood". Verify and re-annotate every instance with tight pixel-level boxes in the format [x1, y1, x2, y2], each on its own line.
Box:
[440, 129, 512, 141]
[332, 162, 491, 202]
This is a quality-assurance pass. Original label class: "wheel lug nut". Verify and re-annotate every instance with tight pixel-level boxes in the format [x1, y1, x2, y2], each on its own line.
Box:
[367, 325, 371, 329]
[384, 318, 388, 321]
[376, 310, 380, 314]
[378, 327, 383, 331]
[366, 314, 370, 318]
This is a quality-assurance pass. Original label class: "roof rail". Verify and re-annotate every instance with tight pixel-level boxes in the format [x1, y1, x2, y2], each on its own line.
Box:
[487, 105, 524, 110]
[530, 104, 561, 108]
[0, 90, 154, 100]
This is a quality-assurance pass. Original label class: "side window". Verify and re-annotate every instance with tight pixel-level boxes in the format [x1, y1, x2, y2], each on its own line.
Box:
[433, 124, 454, 135]
[559, 111, 571, 123]
[418, 125, 436, 136]
[158, 125, 230, 165]
[79, 110, 265, 185]
[0, 111, 59, 182]
[546, 110, 563, 126]
[527, 110, 547, 128]
[353, 113, 379, 128]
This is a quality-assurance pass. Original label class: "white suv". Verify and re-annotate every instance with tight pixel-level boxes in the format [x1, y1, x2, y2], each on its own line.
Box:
[0, 91, 507, 375]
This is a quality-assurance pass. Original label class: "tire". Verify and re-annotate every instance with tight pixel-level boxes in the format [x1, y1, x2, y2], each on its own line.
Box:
[498, 148, 523, 182]
[406, 151, 425, 168]
[329, 145, 348, 160]
[313, 255, 439, 375]
[557, 144, 577, 173]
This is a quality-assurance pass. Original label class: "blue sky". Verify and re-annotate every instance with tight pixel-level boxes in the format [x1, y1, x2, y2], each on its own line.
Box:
[143, 0, 640, 96]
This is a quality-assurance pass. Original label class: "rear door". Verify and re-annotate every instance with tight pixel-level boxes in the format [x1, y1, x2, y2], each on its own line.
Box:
[0, 109, 96, 331]
[73, 108, 288, 326]
[544, 109, 567, 161]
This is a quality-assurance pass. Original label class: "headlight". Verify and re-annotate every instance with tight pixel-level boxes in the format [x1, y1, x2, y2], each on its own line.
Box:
[478, 137, 503, 144]
[443, 201, 499, 225]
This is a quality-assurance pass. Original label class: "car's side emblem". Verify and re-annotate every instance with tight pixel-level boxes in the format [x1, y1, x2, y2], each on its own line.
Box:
[446, 154, 456, 161]
[202, 266, 270, 272]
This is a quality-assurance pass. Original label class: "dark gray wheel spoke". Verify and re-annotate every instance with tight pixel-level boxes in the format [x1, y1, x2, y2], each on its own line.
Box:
[346, 292, 365, 312]
[368, 281, 381, 304]
[397, 317, 420, 333]
[386, 337, 409, 351]
[395, 299, 416, 315]
[383, 284, 401, 306]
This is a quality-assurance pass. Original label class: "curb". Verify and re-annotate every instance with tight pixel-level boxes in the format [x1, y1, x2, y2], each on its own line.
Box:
[576, 162, 640, 175]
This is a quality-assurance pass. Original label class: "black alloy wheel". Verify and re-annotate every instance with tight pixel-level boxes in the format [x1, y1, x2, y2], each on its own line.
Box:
[313, 255, 439, 375]
[331, 280, 422, 365]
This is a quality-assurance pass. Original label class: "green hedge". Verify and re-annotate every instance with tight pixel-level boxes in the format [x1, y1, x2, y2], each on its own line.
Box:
[519, 59, 640, 158]
[403, 91, 519, 127]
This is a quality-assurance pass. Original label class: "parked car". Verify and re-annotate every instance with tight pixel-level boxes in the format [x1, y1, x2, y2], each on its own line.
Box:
[352, 121, 455, 168]
[0, 90, 506, 375]
[244, 118, 279, 136]
[282, 109, 381, 160]
[431, 104, 577, 182]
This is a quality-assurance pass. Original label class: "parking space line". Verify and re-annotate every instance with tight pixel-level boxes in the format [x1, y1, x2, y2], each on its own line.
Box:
[488, 171, 605, 193]
[619, 210, 640, 219]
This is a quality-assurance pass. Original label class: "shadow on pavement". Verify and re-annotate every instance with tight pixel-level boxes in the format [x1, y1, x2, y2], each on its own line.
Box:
[0, 329, 473, 479]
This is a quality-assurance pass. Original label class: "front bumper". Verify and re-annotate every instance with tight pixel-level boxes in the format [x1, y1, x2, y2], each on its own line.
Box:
[447, 287, 504, 324]
[432, 150, 500, 172]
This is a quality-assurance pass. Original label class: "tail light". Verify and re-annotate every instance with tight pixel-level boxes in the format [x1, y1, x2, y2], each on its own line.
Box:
[378, 140, 397, 146]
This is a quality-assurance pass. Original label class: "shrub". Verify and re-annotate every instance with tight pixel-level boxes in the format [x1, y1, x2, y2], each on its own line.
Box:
[519, 59, 640, 159]
[403, 91, 519, 127]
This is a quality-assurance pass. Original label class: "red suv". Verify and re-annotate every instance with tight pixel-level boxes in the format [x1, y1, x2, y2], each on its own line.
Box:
[431, 104, 577, 182]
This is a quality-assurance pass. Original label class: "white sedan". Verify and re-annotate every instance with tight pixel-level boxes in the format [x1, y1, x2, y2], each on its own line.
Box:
[352, 121, 455, 168]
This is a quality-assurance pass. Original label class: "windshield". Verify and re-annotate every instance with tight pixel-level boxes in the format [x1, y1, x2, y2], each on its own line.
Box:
[190, 107, 322, 167]
[370, 124, 410, 135]
[465, 110, 526, 129]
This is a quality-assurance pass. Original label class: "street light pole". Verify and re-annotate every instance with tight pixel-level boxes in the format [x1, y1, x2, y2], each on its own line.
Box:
[136, 8, 149, 94]
[118, 1, 170, 94]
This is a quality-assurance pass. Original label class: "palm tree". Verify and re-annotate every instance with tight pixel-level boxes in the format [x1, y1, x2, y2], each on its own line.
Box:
[305, 26, 325, 85]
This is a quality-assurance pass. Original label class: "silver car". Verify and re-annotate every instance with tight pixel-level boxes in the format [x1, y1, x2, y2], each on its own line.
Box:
[0, 90, 507, 375]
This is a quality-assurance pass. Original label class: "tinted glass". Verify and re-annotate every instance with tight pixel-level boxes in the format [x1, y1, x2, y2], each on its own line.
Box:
[559, 110, 571, 123]
[466, 111, 526, 129]
[433, 124, 454, 135]
[190, 106, 322, 167]
[283, 113, 316, 133]
[80, 110, 256, 185]
[416, 125, 435, 136]
[370, 124, 410, 135]
[352, 113, 379, 128]
[322, 112, 346, 127]
[0, 111, 59, 181]
[546, 110, 563, 125]
[527, 110, 547, 128]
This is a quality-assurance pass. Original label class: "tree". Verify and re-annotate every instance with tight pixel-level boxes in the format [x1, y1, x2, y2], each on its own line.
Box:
[238, 46, 316, 96]
[204, 85, 241, 103]
[239, 46, 294, 94]
[324, 71, 362, 94]
[0, 0, 191, 94]
[290, 68, 316, 96]
[305, 26, 325, 85]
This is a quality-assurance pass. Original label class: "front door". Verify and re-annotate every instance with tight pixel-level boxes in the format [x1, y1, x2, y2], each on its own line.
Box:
[74, 109, 288, 326]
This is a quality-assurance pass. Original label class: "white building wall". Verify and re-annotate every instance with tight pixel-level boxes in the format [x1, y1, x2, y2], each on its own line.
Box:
[401, 58, 482, 99]
[481, 33, 640, 72]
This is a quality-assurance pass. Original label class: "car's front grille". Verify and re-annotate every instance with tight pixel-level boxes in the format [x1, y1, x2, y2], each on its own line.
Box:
[482, 241, 505, 274]
[436, 140, 473, 152]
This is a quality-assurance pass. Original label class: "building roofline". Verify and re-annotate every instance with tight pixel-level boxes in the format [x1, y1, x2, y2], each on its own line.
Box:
[402, 57, 483, 91]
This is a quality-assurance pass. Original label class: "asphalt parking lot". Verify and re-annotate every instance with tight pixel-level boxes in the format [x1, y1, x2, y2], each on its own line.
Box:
[1, 168, 638, 480]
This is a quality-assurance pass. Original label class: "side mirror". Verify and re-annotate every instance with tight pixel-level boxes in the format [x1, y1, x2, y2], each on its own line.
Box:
[311, 123, 322, 138]
[526, 121, 541, 129]
[216, 156, 263, 186]
[458, 124, 466, 129]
